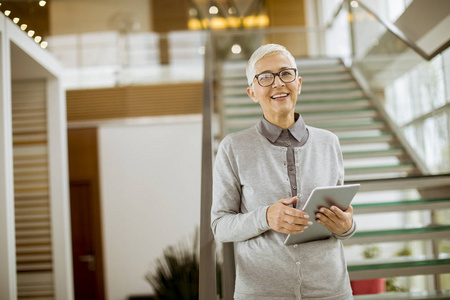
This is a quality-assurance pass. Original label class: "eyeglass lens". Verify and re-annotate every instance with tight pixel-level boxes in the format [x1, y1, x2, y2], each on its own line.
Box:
[257, 69, 296, 86]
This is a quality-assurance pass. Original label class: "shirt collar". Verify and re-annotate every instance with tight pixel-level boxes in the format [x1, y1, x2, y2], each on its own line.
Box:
[257, 113, 308, 143]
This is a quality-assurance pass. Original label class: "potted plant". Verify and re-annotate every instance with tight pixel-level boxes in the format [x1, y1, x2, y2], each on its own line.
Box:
[350, 245, 386, 295]
[145, 231, 222, 300]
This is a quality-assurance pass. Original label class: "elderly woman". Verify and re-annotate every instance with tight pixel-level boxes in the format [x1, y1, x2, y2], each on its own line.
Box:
[211, 44, 355, 300]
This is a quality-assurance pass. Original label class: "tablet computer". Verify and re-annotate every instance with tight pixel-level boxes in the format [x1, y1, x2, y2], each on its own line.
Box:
[284, 184, 360, 245]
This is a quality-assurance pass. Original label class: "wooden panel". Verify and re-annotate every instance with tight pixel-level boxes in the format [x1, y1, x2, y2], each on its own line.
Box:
[151, 0, 189, 33]
[266, 0, 308, 57]
[12, 80, 54, 299]
[66, 82, 203, 122]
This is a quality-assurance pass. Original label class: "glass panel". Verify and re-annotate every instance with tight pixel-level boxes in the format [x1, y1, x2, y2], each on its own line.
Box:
[325, 3, 352, 61]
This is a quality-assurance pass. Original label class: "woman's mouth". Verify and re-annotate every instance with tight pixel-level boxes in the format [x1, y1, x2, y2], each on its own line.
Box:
[271, 93, 289, 100]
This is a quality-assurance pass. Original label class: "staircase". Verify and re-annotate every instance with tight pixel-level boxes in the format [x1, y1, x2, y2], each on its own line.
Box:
[216, 57, 450, 297]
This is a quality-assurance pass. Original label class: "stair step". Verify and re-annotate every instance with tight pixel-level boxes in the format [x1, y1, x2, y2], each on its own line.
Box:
[222, 81, 359, 93]
[343, 225, 450, 245]
[225, 110, 379, 127]
[339, 134, 394, 145]
[343, 148, 404, 159]
[224, 99, 373, 116]
[346, 174, 450, 192]
[352, 197, 450, 214]
[223, 87, 363, 98]
[347, 257, 450, 280]
[222, 74, 355, 87]
[222, 65, 348, 79]
[353, 290, 450, 300]
[223, 90, 367, 104]
[345, 163, 415, 175]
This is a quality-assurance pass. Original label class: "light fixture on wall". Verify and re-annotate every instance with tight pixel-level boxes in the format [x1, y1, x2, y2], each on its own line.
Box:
[4, 9, 10, 16]
[20, 24, 27, 30]
[34, 36, 42, 43]
[40, 41, 47, 49]
[209, 6, 218, 15]
[27, 30, 35, 37]
[13, 17, 19, 23]
[39, 1, 46, 7]
[231, 44, 241, 54]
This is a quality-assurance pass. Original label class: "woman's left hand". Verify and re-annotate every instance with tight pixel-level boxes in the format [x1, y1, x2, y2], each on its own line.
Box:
[315, 205, 353, 235]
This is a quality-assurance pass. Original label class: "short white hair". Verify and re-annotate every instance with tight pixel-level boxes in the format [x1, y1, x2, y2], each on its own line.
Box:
[246, 44, 297, 86]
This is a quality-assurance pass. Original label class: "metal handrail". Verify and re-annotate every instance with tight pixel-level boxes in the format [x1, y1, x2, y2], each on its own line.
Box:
[328, 0, 450, 61]
[199, 33, 217, 300]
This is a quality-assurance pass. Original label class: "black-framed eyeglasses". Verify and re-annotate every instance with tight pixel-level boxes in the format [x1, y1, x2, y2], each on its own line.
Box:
[253, 68, 297, 87]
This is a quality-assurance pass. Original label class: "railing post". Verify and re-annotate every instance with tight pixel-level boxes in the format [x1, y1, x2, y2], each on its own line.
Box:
[199, 33, 217, 300]
[222, 243, 236, 300]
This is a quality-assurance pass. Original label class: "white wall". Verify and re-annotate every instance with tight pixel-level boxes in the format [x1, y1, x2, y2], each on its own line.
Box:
[98, 117, 202, 300]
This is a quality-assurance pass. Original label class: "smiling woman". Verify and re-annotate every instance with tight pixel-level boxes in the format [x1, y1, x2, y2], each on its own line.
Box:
[211, 44, 355, 300]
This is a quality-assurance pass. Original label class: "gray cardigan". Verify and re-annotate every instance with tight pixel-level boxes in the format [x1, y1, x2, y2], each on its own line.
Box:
[211, 125, 354, 300]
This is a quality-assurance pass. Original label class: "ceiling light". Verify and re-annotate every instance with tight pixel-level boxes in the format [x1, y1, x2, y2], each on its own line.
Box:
[4, 10, 11, 16]
[40, 41, 48, 49]
[350, 1, 358, 8]
[231, 44, 241, 54]
[20, 24, 27, 30]
[39, 0, 46, 7]
[189, 8, 198, 17]
[13, 17, 19, 24]
[34, 36, 42, 43]
[209, 6, 218, 15]
[28, 30, 35, 37]
[228, 7, 236, 15]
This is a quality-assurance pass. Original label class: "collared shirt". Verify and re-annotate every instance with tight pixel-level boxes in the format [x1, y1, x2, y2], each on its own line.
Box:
[257, 113, 309, 204]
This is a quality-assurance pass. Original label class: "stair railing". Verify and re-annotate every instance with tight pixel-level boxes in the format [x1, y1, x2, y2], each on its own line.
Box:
[199, 33, 217, 300]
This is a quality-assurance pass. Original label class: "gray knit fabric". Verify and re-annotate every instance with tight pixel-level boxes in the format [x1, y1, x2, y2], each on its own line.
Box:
[211, 125, 354, 300]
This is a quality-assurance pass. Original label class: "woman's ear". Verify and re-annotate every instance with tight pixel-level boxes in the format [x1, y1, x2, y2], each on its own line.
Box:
[297, 76, 302, 95]
[247, 86, 259, 103]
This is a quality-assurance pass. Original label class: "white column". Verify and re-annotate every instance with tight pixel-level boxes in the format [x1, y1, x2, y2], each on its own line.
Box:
[47, 77, 74, 300]
[0, 16, 17, 300]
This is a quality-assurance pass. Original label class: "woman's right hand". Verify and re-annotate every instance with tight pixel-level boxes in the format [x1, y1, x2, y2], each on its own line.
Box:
[266, 196, 313, 234]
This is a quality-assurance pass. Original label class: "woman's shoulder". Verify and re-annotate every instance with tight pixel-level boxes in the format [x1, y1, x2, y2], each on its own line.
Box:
[307, 126, 339, 144]
[220, 126, 260, 147]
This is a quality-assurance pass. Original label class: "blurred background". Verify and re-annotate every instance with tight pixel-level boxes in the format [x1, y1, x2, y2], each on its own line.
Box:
[1, 0, 450, 299]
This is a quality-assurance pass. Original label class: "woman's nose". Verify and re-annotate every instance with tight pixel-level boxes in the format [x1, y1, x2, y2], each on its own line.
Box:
[272, 74, 285, 87]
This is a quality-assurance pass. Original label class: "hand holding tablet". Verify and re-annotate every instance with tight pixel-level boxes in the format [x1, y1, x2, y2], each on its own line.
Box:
[284, 184, 360, 245]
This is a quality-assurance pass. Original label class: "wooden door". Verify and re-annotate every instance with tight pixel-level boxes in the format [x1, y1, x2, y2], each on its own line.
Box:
[68, 128, 105, 300]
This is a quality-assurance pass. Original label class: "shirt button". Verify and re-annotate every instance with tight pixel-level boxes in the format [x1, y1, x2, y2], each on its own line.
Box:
[289, 166, 294, 171]
[296, 262, 301, 266]
[293, 244, 298, 248]
[293, 186, 297, 190]
[286, 143, 290, 147]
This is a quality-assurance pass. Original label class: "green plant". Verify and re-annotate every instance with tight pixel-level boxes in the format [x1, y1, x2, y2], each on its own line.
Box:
[395, 245, 412, 256]
[363, 245, 381, 259]
[386, 277, 408, 292]
[146, 233, 199, 300]
[145, 231, 222, 300]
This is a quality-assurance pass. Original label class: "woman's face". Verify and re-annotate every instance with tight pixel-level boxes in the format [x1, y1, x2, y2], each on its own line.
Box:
[247, 53, 302, 123]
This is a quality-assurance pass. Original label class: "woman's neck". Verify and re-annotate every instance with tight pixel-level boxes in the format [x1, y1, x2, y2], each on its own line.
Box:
[265, 113, 295, 129]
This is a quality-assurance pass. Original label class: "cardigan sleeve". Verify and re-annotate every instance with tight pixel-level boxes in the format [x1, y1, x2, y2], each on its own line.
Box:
[210, 137, 271, 243]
